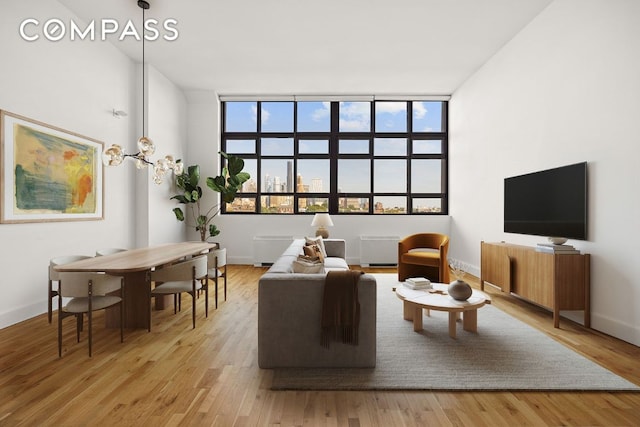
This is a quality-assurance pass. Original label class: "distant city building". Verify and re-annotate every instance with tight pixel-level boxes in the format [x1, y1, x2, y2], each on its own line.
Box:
[243, 178, 257, 193]
[264, 173, 271, 192]
[296, 174, 305, 193]
[311, 178, 322, 192]
[286, 161, 293, 192]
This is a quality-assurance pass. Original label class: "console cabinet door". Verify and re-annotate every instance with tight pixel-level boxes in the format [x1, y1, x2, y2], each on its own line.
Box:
[554, 254, 588, 310]
[512, 249, 554, 308]
[480, 242, 510, 292]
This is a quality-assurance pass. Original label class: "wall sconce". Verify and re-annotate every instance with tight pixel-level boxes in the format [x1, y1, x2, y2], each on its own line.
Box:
[112, 109, 128, 118]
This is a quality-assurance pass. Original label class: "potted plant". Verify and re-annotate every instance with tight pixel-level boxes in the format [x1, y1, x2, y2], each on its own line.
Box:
[171, 152, 250, 241]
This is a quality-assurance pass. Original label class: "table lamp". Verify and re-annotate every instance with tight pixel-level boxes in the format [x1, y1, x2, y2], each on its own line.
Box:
[311, 213, 333, 238]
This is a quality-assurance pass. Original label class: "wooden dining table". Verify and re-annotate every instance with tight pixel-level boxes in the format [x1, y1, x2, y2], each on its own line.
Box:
[54, 241, 217, 329]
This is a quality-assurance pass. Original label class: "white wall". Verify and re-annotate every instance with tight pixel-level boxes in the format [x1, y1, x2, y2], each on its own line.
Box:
[449, 0, 640, 345]
[183, 91, 453, 263]
[0, 1, 137, 327]
[0, 1, 188, 328]
[143, 66, 188, 246]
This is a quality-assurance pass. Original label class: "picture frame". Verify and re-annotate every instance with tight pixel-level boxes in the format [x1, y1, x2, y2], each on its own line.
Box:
[0, 110, 104, 223]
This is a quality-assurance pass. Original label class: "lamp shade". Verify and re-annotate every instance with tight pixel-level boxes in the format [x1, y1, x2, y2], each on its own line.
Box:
[311, 213, 333, 227]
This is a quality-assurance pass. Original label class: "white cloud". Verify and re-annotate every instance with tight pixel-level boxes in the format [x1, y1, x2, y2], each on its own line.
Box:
[250, 104, 270, 124]
[339, 101, 370, 131]
[339, 119, 369, 131]
[376, 101, 407, 115]
[413, 102, 428, 119]
[311, 102, 330, 122]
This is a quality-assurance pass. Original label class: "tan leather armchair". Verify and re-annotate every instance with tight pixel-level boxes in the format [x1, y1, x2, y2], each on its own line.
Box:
[398, 233, 450, 283]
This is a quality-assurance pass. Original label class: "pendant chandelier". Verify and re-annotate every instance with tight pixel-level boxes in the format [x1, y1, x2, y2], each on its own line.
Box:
[102, 0, 183, 184]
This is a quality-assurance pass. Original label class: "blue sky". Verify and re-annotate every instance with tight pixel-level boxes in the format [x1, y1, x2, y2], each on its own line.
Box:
[225, 101, 443, 133]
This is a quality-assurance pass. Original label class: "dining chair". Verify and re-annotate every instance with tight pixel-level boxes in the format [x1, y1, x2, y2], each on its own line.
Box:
[95, 248, 127, 256]
[149, 255, 208, 330]
[48, 255, 93, 324]
[206, 248, 227, 309]
[57, 272, 124, 357]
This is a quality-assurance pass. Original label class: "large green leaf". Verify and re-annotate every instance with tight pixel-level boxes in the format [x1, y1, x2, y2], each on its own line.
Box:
[171, 194, 189, 204]
[228, 156, 244, 176]
[196, 215, 207, 227]
[227, 174, 240, 187]
[187, 165, 200, 188]
[221, 189, 237, 203]
[173, 207, 185, 221]
[236, 171, 250, 184]
[206, 176, 226, 192]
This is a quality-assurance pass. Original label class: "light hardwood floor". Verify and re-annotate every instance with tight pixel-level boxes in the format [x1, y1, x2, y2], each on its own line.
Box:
[1, 265, 639, 426]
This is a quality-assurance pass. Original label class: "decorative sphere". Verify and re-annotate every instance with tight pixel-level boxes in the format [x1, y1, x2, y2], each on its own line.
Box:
[173, 161, 184, 175]
[102, 144, 124, 166]
[137, 136, 155, 156]
[448, 280, 472, 301]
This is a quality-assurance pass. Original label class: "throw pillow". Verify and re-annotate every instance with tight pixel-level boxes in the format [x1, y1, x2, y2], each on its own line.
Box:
[303, 244, 325, 263]
[292, 259, 325, 274]
[298, 254, 319, 263]
[305, 236, 327, 258]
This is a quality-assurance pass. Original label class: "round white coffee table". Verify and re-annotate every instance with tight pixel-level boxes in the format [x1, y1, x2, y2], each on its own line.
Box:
[395, 282, 491, 338]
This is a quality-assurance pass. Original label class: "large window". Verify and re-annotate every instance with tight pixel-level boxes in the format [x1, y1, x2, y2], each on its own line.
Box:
[221, 99, 448, 214]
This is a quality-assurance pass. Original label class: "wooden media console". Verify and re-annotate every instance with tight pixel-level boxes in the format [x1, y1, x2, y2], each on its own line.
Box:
[480, 241, 590, 328]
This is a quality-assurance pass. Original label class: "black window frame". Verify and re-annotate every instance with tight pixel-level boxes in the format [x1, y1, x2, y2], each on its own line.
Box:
[221, 99, 448, 215]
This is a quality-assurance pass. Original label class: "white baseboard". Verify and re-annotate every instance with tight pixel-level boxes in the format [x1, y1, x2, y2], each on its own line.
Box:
[228, 255, 255, 265]
[590, 312, 640, 347]
[0, 301, 45, 330]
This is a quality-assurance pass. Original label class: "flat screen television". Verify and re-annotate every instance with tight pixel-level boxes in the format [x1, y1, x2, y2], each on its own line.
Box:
[504, 162, 588, 240]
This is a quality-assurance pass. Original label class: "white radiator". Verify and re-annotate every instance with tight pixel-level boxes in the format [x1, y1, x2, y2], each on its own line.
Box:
[253, 235, 294, 267]
[359, 235, 400, 267]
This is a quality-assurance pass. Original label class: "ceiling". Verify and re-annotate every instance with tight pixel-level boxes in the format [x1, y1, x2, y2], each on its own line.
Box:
[58, 0, 553, 96]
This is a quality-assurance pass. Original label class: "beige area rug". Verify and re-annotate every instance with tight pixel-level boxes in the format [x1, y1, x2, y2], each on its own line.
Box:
[271, 274, 640, 391]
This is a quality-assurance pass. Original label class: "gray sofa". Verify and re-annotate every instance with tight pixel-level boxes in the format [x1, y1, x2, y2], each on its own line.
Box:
[258, 238, 377, 368]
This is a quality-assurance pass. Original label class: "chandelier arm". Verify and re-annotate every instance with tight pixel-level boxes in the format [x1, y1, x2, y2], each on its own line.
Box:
[123, 152, 153, 165]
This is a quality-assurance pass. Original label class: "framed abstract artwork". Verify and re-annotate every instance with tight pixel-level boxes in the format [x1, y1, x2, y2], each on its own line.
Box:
[0, 110, 104, 223]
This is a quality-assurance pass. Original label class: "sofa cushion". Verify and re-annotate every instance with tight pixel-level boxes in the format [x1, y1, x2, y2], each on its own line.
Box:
[401, 250, 440, 267]
[324, 256, 349, 271]
[268, 255, 297, 273]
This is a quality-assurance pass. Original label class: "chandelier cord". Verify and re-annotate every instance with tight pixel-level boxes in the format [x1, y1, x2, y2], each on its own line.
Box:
[141, 5, 146, 137]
